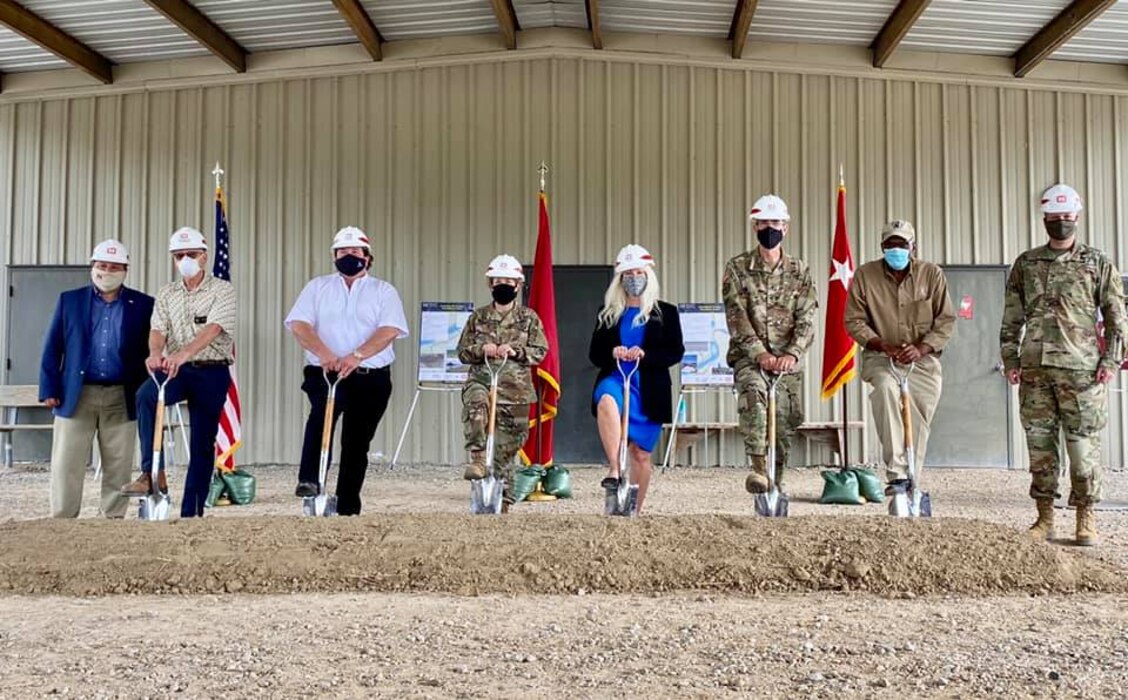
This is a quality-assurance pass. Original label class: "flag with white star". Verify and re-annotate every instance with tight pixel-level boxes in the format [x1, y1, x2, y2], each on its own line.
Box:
[821, 180, 857, 399]
[213, 181, 243, 469]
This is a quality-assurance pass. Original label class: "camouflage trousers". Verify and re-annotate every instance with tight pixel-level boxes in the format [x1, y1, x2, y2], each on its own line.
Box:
[462, 383, 529, 482]
[1019, 367, 1106, 506]
[860, 353, 942, 483]
[735, 367, 804, 483]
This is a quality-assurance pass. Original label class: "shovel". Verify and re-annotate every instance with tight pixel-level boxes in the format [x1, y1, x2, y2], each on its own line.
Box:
[303, 369, 341, 517]
[605, 358, 640, 517]
[138, 371, 171, 521]
[470, 354, 507, 514]
[754, 368, 789, 518]
[888, 358, 932, 518]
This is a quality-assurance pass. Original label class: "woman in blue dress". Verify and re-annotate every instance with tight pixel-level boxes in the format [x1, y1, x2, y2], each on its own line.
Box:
[589, 244, 684, 515]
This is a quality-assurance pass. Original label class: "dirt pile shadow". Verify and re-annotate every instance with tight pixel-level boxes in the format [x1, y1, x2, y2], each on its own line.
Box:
[0, 514, 1123, 597]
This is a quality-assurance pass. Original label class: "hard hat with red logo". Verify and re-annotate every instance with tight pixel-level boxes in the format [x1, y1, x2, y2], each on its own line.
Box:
[749, 194, 791, 221]
[1040, 184, 1083, 215]
[615, 244, 655, 274]
[168, 226, 208, 252]
[332, 226, 371, 251]
[485, 254, 524, 280]
[90, 239, 130, 265]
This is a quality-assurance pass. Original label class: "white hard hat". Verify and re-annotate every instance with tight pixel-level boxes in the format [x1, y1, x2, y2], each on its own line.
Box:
[332, 226, 371, 251]
[1040, 184, 1083, 215]
[169, 227, 207, 252]
[90, 239, 129, 265]
[485, 254, 524, 280]
[615, 244, 655, 274]
[749, 194, 791, 221]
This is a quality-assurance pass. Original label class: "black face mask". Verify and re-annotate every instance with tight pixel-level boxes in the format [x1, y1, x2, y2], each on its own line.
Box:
[335, 254, 367, 276]
[757, 227, 784, 250]
[1045, 219, 1076, 241]
[491, 284, 518, 305]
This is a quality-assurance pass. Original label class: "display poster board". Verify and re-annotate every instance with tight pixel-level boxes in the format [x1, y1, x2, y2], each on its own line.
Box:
[417, 302, 475, 384]
[678, 303, 733, 386]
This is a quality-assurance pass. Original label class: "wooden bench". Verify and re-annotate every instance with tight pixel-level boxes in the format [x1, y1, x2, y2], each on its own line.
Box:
[662, 419, 866, 468]
[0, 385, 54, 469]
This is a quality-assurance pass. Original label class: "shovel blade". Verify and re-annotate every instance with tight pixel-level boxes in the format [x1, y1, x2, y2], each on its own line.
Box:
[915, 490, 933, 518]
[302, 494, 337, 517]
[138, 494, 170, 521]
[754, 489, 788, 518]
[469, 477, 503, 515]
[604, 482, 638, 517]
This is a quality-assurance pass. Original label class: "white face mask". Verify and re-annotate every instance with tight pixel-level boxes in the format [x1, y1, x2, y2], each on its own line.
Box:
[177, 256, 201, 279]
[91, 268, 125, 293]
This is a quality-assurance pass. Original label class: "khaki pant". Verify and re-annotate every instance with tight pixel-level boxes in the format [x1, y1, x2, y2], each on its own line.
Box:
[860, 352, 943, 482]
[50, 385, 135, 518]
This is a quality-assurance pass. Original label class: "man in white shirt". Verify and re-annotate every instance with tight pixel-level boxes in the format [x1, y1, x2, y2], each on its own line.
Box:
[284, 226, 409, 515]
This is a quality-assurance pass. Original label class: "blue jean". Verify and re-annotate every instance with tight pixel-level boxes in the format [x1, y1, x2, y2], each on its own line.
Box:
[136, 364, 230, 518]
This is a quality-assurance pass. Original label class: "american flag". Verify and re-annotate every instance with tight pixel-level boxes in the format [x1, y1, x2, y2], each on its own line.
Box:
[212, 181, 243, 470]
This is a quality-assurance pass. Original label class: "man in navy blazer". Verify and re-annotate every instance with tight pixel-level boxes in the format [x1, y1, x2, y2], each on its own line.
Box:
[39, 240, 154, 518]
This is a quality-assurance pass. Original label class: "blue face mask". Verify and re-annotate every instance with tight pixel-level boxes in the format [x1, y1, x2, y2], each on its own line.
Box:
[883, 248, 911, 271]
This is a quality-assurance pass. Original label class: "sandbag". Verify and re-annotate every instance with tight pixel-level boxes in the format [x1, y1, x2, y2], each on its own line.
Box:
[220, 469, 257, 505]
[541, 465, 572, 499]
[205, 474, 228, 508]
[510, 467, 545, 503]
[850, 467, 884, 504]
[819, 469, 865, 505]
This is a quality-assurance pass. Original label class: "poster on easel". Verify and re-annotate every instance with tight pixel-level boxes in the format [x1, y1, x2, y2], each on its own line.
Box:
[417, 302, 475, 384]
[678, 303, 733, 386]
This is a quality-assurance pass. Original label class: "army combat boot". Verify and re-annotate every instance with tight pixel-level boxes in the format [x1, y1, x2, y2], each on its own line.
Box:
[745, 455, 770, 494]
[1027, 498, 1055, 542]
[463, 451, 488, 481]
[1075, 504, 1097, 547]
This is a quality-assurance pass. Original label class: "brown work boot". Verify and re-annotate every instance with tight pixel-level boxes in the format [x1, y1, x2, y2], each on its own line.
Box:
[1075, 504, 1097, 547]
[1027, 498, 1055, 542]
[745, 455, 769, 494]
[463, 452, 488, 481]
[120, 471, 168, 496]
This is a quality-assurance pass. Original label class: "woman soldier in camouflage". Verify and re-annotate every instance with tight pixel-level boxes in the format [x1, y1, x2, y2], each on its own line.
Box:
[457, 255, 549, 510]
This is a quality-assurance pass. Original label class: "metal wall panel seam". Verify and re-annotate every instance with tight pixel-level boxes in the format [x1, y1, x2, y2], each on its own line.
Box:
[997, 86, 1008, 263]
[970, 86, 979, 265]
[604, 60, 611, 261]
[941, 85, 951, 264]
[1025, 90, 1036, 251]
[771, 71, 778, 191]
[1054, 91, 1063, 181]
[634, 62, 641, 245]
[688, 65, 695, 300]
[913, 81, 921, 240]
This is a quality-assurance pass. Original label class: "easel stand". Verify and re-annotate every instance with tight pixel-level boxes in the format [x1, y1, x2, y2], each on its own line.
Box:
[390, 382, 462, 469]
[661, 384, 737, 472]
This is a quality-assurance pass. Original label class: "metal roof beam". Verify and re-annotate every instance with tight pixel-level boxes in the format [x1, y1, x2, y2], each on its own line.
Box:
[728, 0, 759, 59]
[585, 0, 602, 50]
[141, 0, 247, 73]
[1014, 0, 1116, 78]
[489, 0, 520, 50]
[0, 0, 113, 84]
[870, 0, 933, 68]
[331, 0, 383, 61]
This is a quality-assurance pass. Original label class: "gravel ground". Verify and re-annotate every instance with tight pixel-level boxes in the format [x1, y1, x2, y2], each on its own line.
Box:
[1, 463, 1126, 698]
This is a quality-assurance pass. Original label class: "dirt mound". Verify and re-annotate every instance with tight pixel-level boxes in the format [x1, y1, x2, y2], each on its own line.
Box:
[0, 514, 1123, 597]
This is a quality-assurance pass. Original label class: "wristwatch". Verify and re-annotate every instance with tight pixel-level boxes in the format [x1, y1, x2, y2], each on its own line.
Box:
[352, 350, 365, 361]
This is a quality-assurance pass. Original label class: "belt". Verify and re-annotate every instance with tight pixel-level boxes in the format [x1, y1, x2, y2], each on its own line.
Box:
[84, 381, 123, 387]
[188, 360, 232, 367]
[352, 366, 390, 375]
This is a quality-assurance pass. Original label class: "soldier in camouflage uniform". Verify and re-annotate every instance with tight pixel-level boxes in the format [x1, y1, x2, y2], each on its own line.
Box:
[723, 194, 818, 494]
[458, 254, 549, 507]
[1000, 183, 1126, 546]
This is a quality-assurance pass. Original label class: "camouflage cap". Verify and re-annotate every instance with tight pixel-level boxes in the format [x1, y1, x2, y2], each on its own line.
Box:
[881, 219, 916, 245]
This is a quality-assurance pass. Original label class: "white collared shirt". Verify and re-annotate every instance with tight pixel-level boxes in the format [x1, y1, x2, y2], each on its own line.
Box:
[284, 273, 409, 369]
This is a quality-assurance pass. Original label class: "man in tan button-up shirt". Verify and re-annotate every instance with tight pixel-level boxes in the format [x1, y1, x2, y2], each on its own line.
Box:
[844, 220, 955, 487]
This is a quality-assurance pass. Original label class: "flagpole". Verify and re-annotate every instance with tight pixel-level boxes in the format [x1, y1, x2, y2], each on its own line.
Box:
[213, 161, 224, 190]
[527, 161, 557, 502]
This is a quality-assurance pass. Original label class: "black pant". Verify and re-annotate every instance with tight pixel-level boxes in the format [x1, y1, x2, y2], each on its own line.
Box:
[298, 364, 392, 516]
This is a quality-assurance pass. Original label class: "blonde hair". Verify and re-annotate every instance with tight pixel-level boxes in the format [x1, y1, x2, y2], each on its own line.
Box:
[598, 266, 661, 329]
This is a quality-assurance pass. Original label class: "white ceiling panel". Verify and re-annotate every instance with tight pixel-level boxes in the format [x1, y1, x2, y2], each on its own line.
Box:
[901, 0, 1071, 56]
[362, 0, 500, 41]
[191, 0, 357, 52]
[747, 0, 898, 46]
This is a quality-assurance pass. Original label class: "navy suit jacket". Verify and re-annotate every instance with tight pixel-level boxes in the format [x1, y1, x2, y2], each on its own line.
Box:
[39, 285, 155, 421]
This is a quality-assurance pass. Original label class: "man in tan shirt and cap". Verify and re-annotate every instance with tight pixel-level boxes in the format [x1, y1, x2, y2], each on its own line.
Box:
[844, 220, 955, 492]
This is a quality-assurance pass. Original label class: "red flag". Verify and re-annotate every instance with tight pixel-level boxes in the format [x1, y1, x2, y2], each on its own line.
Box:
[519, 192, 561, 465]
[821, 181, 857, 399]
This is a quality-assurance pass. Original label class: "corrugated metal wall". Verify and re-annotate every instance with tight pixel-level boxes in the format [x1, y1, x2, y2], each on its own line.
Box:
[2, 55, 1126, 468]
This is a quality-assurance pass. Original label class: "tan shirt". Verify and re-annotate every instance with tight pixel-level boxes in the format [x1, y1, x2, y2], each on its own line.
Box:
[844, 258, 956, 356]
[152, 274, 237, 362]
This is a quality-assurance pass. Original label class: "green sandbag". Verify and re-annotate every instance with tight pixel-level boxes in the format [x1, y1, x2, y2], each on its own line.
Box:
[510, 466, 545, 503]
[219, 469, 257, 505]
[206, 473, 228, 508]
[819, 469, 865, 505]
[541, 465, 572, 499]
[850, 467, 884, 504]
